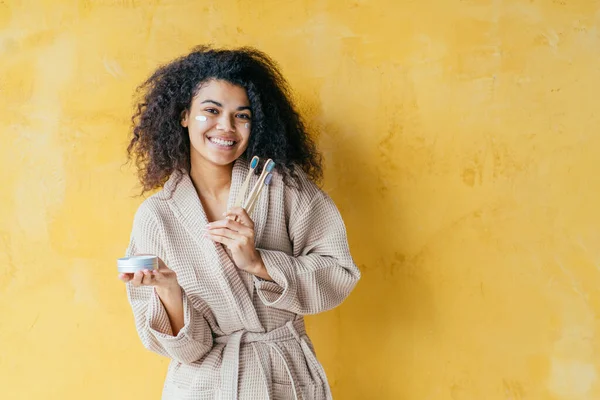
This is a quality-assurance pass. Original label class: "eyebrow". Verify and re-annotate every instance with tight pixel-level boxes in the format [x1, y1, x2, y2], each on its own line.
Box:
[201, 100, 251, 112]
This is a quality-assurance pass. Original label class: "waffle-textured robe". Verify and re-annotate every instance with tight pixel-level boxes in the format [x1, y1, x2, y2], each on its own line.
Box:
[125, 158, 360, 399]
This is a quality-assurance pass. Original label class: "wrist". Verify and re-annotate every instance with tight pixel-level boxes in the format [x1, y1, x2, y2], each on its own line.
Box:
[155, 283, 181, 299]
[249, 253, 272, 281]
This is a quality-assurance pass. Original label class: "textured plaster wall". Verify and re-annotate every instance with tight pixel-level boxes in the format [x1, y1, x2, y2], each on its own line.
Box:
[1, 1, 600, 399]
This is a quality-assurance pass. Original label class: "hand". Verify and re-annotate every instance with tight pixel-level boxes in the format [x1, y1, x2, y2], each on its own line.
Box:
[204, 207, 270, 279]
[118, 255, 180, 295]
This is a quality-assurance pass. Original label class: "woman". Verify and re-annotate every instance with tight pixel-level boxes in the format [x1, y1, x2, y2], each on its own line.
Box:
[119, 46, 360, 400]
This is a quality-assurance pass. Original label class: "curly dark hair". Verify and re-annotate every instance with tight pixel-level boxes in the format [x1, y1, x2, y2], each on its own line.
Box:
[127, 45, 322, 193]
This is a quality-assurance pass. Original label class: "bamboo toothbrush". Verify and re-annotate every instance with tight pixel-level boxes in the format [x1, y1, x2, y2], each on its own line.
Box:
[243, 159, 275, 210]
[246, 172, 273, 216]
[233, 156, 259, 208]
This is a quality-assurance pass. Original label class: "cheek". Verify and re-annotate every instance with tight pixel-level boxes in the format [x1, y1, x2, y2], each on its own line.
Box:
[238, 122, 252, 140]
[236, 130, 251, 152]
[190, 115, 216, 133]
[239, 131, 251, 145]
[188, 122, 210, 147]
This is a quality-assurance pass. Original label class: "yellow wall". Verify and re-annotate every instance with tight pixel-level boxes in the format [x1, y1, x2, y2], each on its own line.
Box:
[2, 0, 600, 399]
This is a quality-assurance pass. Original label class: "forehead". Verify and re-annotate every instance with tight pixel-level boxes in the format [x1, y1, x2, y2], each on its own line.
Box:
[193, 79, 249, 105]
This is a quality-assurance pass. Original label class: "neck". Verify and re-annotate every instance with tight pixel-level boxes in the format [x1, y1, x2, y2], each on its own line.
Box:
[189, 157, 233, 200]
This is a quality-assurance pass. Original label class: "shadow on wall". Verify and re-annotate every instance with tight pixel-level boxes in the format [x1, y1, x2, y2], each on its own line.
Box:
[303, 104, 437, 399]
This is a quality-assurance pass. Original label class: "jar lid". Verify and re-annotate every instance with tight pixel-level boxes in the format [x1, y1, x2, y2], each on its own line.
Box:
[117, 255, 158, 268]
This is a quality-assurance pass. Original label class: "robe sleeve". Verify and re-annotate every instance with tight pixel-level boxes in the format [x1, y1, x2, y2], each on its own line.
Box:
[124, 203, 213, 364]
[254, 190, 361, 315]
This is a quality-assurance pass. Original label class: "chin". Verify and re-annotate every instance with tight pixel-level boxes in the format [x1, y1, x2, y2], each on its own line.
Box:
[204, 152, 243, 167]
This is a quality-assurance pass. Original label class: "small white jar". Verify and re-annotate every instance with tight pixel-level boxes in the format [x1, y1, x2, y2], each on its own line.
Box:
[117, 255, 158, 273]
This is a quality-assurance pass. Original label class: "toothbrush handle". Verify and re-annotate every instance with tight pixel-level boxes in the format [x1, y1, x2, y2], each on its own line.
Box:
[246, 174, 273, 216]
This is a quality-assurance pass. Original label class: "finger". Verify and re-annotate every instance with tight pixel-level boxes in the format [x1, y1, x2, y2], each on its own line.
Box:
[207, 218, 241, 231]
[224, 207, 254, 228]
[225, 207, 253, 227]
[206, 231, 250, 248]
[208, 219, 253, 237]
[205, 228, 242, 241]
[118, 273, 133, 283]
[151, 269, 162, 283]
[205, 232, 237, 248]
[131, 271, 144, 287]
[141, 269, 154, 285]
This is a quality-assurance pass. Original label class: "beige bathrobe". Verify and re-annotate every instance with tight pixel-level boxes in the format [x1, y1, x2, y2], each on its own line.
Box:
[125, 158, 360, 400]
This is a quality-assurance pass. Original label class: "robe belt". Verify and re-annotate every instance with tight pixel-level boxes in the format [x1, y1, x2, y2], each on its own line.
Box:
[215, 319, 332, 400]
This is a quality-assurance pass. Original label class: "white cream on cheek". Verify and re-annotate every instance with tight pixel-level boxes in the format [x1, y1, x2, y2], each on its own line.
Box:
[195, 115, 207, 122]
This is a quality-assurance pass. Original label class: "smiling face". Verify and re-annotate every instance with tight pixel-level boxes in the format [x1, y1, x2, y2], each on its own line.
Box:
[181, 79, 252, 169]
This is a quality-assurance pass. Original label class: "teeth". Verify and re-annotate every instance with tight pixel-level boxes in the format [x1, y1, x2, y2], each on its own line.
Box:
[210, 137, 235, 146]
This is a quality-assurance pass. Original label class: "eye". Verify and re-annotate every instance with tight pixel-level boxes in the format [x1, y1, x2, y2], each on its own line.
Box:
[205, 108, 219, 114]
[236, 113, 251, 120]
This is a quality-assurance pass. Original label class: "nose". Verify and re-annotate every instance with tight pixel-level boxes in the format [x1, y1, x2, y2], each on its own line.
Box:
[216, 113, 235, 132]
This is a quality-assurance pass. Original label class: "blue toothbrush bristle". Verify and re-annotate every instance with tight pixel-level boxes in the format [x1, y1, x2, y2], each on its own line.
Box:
[265, 173, 273, 185]
[250, 156, 259, 169]
[266, 161, 275, 172]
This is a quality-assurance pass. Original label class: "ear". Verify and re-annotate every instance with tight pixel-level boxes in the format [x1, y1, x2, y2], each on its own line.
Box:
[180, 109, 189, 128]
